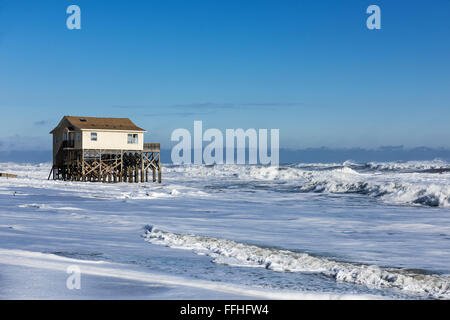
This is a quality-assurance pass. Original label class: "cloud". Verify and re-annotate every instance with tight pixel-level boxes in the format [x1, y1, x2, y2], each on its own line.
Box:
[240, 102, 303, 107]
[142, 111, 213, 117]
[111, 105, 151, 110]
[112, 102, 303, 116]
[34, 120, 48, 126]
[169, 102, 304, 110]
[171, 102, 235, 109]
[112, 102, 234, 111]
[112, 102, 233, 116]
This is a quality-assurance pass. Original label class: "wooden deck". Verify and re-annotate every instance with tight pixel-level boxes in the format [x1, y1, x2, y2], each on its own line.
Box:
[144, 142, 160, 152]
[0, 173, 18, 179]
[50, 142, 161, 183]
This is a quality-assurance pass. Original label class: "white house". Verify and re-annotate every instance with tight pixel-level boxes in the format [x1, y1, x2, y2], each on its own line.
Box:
[50, 116, 147, 164]
[49, 116, 161, 183]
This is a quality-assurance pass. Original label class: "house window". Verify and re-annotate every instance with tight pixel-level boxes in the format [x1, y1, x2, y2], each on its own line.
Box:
[127, 134, 138, 144]
[76, 133, 80, 142]
[91, 132, 97, 141]
[63, 132, 67, 141]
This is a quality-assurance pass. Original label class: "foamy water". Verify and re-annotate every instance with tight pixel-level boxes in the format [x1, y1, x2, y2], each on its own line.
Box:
[1, 160, 450, 299]
[143, 226, 450, 299]
[163, 161, 450, 207]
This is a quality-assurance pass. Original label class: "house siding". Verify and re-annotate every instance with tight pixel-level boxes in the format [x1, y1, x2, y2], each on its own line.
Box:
[81, 130, 144, 151]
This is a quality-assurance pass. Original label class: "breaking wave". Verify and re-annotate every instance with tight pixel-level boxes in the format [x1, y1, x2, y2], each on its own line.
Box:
[143, 226, 450, 299]
[297, 168, 450, 207]
[165, 161, 450, 207]
[363, 160, 450, 173]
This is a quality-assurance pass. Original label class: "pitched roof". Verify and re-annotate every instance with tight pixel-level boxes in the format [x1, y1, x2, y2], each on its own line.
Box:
[50, 116, 146, 133]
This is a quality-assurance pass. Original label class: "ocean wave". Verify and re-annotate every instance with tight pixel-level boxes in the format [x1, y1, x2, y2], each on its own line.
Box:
[166, 163, 450, 207]
[298, 169, 450, 207]
[143, 226, 450, 299]
[364, 160, 450, 172]
[4, 162, 449, 207]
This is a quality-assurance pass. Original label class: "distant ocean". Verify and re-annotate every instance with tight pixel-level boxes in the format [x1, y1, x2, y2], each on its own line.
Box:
[2, 146, 450, 164]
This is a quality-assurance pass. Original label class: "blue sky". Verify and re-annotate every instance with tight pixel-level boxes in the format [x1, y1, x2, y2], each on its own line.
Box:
[0, 0, 449, 151]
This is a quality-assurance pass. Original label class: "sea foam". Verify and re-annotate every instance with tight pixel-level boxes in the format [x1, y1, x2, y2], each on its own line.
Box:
[143, 226, 450, 299]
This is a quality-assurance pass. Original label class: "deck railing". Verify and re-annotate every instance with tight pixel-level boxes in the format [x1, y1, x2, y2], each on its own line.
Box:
[143, 143, 160, 151]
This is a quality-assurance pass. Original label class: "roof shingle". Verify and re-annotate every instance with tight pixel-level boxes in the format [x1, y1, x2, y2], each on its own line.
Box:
[51, 116, 146, 133]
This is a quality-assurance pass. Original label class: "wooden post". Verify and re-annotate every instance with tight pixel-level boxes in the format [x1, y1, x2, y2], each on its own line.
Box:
[119, 151, 123, 182]
[128, 167, 132, 183]
[82, 151, 85, 182]
[158, 163, 161, 184]
[135, 164, 138, 183]
[47, 166, 54, 180]
[140, 152, 144, 183]
[99, 150, 102, 183]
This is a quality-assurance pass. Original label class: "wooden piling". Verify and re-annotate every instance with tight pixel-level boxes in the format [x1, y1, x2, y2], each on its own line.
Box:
[52, 147, 161, 184]
[158, 164, 161, 184]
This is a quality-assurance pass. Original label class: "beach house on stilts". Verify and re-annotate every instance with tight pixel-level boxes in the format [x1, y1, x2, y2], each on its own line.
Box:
[49, 116, 161, 183]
